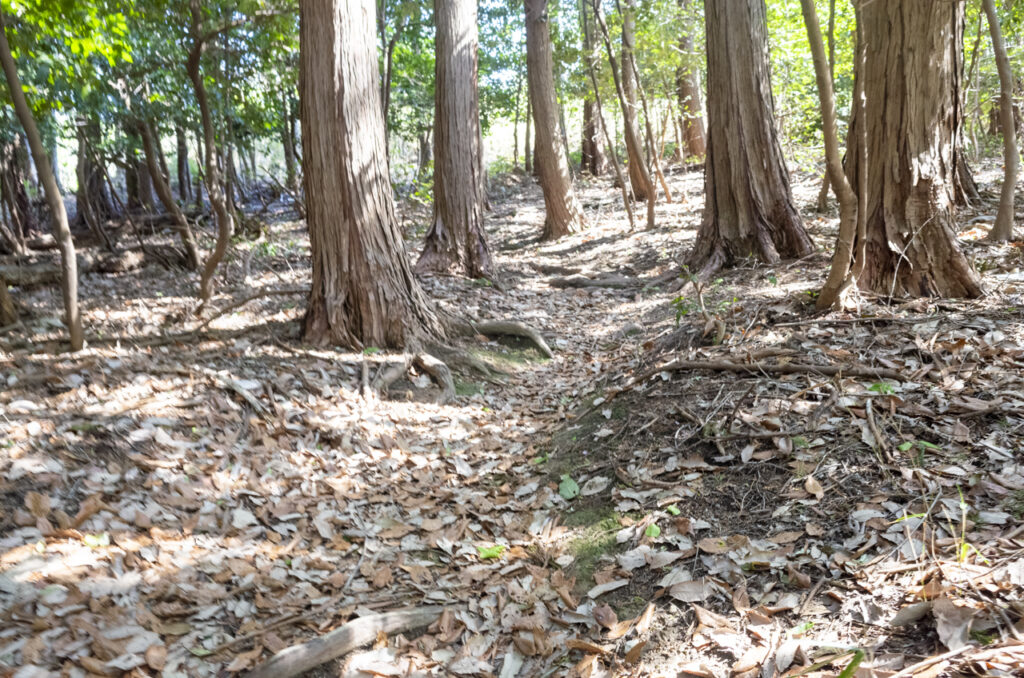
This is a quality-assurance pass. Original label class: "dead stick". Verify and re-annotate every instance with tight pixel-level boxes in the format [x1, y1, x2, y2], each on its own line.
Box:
[194, 286, 306, 331]
[243, 606, 447, 678]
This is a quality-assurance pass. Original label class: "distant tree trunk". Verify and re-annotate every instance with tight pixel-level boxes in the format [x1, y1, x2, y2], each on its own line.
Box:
[0, 277, 14, 325]
[75, 120, 115, 228]
[281, 94, 298, 191]
[580, 0, 606, 177]
[815, 0, 836, 211]
[984, 0, 1018, 242]
[845, 0, 982, 298]
[415, 129, 432, 183]
[525, 89, 533, 174]
[176, 124, 192, 202]
[513, 71, 522, 169]
[619, 1, 653, 203]
[689, 0, 812, 275]
[0, 18, 82, 350]
[1, 135, 39, 239]
[525, 0, 585, 240]
[416, 0, 493, 278]
[193, 128, 204, 211]
[300, 0, 443, 348]
[676, 0, 706, 159]
[48, 133, 64, 194]
[140, 120, 201, 269]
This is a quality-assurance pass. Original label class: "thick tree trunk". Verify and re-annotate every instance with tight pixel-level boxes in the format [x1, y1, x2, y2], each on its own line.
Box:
[676, 0, 706, 159]
[984, 0, 1018, 241]
[846, 0, 982, 298]
[0, 19, 82, 350]
[689, 0, 811, 275]
[300, 0, 443, 348]
[416, 0, 493, 278]
[140, 120, 201, 269]
[525, 0, 585, 240]
[176, 124, 192, 203]
[620, 2, 653, 203]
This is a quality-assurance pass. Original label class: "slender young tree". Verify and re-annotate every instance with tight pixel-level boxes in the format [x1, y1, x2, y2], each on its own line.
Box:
[689, 0, 812, 275]
[416, 0, 493, 278]
[525, 0, 585, 240]
[619, 1, 654, 204]
[0, 15, 82, 350]
[300, 0, 442, 348]
[983, 0, 1017, 242]
[580, 0, 607, 181]
[845, 0, 982, 297]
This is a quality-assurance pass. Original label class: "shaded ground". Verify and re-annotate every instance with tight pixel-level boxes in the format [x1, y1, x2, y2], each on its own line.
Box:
[1, 164, 1023, 678]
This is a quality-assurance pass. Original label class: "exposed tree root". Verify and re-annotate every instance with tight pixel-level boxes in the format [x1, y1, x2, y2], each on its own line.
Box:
[370, 353, 457, 405]
[243, 606, 446, 678]
[451, 319, 555, 359]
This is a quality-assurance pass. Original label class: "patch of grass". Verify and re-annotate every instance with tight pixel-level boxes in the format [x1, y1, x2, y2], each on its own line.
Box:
[566, 515, 621, 595]
[563, 504, 616, 528]
[454, 379, 483, 396]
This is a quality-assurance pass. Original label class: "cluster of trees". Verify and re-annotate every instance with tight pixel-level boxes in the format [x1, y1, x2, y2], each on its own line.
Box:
[0, 0, 1020, 354]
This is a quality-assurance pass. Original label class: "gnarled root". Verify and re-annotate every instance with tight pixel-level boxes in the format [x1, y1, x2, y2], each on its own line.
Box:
[451, 319, 555, 359]
[370, 353, 457, 405]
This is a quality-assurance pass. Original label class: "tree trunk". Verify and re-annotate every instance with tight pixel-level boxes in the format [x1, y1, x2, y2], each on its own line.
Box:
[0, 18, 82, 350]
[524, 86, 533, 174]
[176, 124, 192, 203]
[75, 119, 116, 230]
[140, 120, 201, 269]
[282, 94, 298, 192]
[415, 130, 432, 183]
[300, 0, 443, 348]
[815, 0, 837, 211]
[676, 0, 706, 158]
[415, 0, 493, 278]
[689, 0, 812, 275]
[846, 0, 982, 298]
[0, 276, 14, 326]
[1, 135, 39, 240]
[620, 2, 653, 203]
[984, 0, 1018, 242]
[193, 128, 204, 210]
[513, 71, 522, 170]
[525, 0, 585, 240]
[188, 0, 235, 307]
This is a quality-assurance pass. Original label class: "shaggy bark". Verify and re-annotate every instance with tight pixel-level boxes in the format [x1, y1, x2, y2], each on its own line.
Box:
[675, 0, 706, 158]
[689, 0, 811, 275]
[300, 0, 443, 348]
[845, 0, 983, 298]
[415, 0, 493, 278]
[525, 0, 585, 240]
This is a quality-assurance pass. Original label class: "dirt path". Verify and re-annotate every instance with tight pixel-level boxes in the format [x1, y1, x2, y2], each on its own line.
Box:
[2, 169, 1023, 677]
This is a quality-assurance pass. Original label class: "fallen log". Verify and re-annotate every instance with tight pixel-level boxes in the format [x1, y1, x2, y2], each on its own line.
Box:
[548, 273, 641, 289]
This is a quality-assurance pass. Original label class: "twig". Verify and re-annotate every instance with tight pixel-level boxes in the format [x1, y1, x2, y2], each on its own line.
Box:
[865, 398, 892, 462]
[888, 645, 972, 678]
[243, 606, 447, 678]
[194, 286, 307, 332]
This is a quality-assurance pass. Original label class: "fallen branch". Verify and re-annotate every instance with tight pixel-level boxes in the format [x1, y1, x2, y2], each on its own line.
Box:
[243, 606, 445, 678]
[607, 358, 906, 403]
[194, 286, 307, 332]
[548, 274, 640, 289]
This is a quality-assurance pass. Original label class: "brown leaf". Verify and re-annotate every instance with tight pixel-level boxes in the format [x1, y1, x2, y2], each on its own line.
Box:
[787, 564, 812, 589]
[145, 644, 167, 671]
[225, 645, 263, 672]
[624, 639, 647, 664]
[804, 475, 824, 500]
[592, 603, 617, 630]
[566, 638, 612, 656]
[24, 491, 50, 518]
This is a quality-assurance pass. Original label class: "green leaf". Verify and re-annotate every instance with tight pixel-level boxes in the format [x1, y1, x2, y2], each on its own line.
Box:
[898, 441, 914, 452]
[666, 505, 681, 516]
[362, 347, 381, 355]
[558, 475, 580, 500]
[644, 523, 661, 538]
[476, 544, 506, 560]
[190, 647, 214, 657]
[868, 382, 895, 395]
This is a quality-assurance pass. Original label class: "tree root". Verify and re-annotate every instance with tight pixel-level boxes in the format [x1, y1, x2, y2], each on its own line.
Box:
[451, 319, 555, 359]
[243, 606, 446, 678]
[371, 353, 457, 405]
[548, 273, 640, 290]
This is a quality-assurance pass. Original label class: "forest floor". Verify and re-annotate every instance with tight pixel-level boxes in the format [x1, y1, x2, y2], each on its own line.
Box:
[2, 166, 1024, 678]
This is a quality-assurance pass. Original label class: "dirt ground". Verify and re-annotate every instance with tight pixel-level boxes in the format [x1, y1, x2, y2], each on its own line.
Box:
[1, 165, 1023, 677]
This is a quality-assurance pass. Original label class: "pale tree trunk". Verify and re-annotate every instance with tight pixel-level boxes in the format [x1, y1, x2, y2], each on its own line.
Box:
[525, 0, 585, 240]
[619, 1, 653, 203]
[0, 17, 82, 350]
[676, 0, 706, 158]
[416, 0, 493, 278]
[983, 0, 1018, 242]
[188, 0, 235, 308]
[815, 0, 836, 211]
[689, 0, 811, 275]
[513, 71, 522, 169]
[140, 120, 201, 269]
[846, 0, 982, 298]
[300, 0, 442, 348]
[591, 0, 654, 228]
[581, 99, 607, 176]
[525, 78, 533, 174]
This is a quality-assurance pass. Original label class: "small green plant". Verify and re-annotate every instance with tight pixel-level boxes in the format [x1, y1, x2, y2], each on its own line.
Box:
[362, 346, 381, 355]
[644, 523, 661, 538]
[476, 544, 506, 560]
[559, 475, 580, 500]
[671, 295, 698, 323]
[869, 382, 895, 395]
